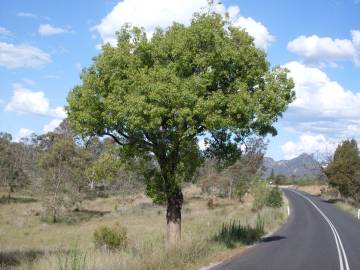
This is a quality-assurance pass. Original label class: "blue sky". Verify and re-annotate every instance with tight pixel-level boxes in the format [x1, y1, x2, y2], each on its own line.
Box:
[0, 0, 359, 160]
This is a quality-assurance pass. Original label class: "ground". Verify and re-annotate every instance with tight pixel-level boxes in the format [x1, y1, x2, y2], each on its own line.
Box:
[0, 185, 287, 270]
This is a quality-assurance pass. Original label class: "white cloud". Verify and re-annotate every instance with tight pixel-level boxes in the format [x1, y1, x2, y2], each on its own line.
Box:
[13, 128, 34, 142]
[279, 61, 360, 158]
[281, 133, 338, 159]
[5, 84, 66, 119]
[352, 30, 360, 48]
[38, 24, 68, 36]
[43, 119, 62, 133]
[0, 42, 51, 69]
[17, 12, 37, 18]
[233, 17, 274, 51]
[92, 0, 273, 50]
[287, 32, 360, 67]
[0, 27, 12, 37]
[285, 61, 360, 119]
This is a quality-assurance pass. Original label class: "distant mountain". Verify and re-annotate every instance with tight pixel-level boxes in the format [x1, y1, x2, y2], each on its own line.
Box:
[263, 153, 324, 180]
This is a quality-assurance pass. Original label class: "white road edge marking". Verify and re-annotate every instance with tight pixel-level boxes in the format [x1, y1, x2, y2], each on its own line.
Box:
[290, 189, 350, 270]
[287, 205, 290, 216]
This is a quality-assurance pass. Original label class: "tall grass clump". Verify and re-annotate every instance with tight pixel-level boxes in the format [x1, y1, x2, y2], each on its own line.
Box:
[58, 246, 87, 270]
[213, 214, 265, 248]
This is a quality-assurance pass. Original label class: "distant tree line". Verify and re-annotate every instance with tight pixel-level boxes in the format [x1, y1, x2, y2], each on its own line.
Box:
[0, 118, 282, 223]
[0, 119, 144, 222]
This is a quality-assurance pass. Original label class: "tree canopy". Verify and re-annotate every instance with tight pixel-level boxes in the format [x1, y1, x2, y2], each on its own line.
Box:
[325, 139, 360, 201]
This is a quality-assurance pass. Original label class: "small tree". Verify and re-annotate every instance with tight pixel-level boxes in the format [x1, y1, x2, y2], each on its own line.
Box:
[325, 139, 360, 201]
[0, 133, 28, 200]
[223, 137, 266, 199]
[274, 173, 287, 185]
[67, 12, 294, 244]
[85, 145, 122, 189]
[39, 136, 85, 222]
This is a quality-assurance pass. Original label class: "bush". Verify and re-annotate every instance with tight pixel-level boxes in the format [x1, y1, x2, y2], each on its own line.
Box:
[266, 187, 283, 208]
[251, 180, 269, 211]
[93, 223, 128, 250]
[250, 171, 283, 210]
[213, 215, 265, 248]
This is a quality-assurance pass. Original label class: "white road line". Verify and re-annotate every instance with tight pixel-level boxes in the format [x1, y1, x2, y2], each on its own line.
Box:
[290, 189, 350, 270]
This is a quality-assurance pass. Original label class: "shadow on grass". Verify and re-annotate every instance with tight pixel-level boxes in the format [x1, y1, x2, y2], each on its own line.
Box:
[212, 219, 264, 248]
[0, 196, 37, 204]
[0, 250, 44, 268]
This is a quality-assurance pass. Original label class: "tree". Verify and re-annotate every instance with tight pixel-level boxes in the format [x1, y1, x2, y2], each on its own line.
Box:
[66, 12, 295, 244]
[39, 136, 86, 222]
[325, 139, 360, 201]
[223, 137, 266, 199]
[85, 144, 122, 189]
[274, 173, 287, 185]
[0, 133, 28, 200]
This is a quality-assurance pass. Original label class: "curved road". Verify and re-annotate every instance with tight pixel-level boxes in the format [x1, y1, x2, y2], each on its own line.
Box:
[213, 189, 360, 270]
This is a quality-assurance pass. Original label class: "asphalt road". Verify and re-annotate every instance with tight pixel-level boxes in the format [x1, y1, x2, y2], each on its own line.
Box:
[213, 189, 360, 270]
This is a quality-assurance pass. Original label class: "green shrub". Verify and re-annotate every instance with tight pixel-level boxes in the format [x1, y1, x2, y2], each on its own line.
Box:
[93, 223, 128, 250]
[266, 187, 283, 208]
[251, 180, 270, 211]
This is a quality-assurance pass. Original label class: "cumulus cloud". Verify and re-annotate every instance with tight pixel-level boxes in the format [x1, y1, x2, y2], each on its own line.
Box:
[43, 119, 62, 133]
[287, 32, 360, 67]
[233, 17, 274, 51]
[280, 61, 360, 158]
[5, 84, 66, 119]
[13, 128, 34, 142]
[38, 24, 68, 36]
[92, 0, 273, 51]
[285, 61, 360, 119]
[0, 42, 51, 69]
[281, 133, 338, 159]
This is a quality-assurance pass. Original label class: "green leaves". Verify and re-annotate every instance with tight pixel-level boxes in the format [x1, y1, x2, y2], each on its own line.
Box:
[67, 12, 295, 203]
[325, 139, 360, 201]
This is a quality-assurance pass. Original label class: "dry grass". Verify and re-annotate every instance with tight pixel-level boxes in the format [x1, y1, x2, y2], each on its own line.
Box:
[0, 185, 288, 270]
[292, 184, 327, 196]
[335, 201, 358, 218]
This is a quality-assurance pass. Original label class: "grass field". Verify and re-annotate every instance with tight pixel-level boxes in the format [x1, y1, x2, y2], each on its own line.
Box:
[0, 185, 288, 270]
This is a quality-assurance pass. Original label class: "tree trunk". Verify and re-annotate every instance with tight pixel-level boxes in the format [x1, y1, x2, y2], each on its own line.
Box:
[166, 188, 183, 246]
